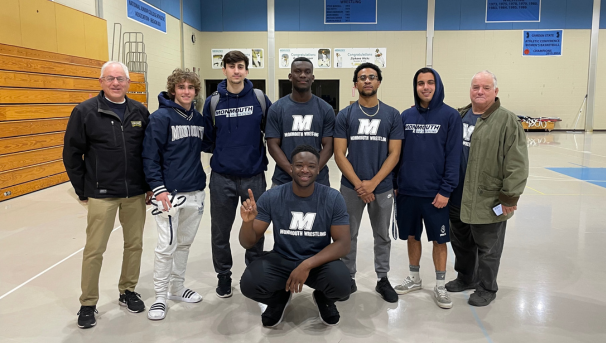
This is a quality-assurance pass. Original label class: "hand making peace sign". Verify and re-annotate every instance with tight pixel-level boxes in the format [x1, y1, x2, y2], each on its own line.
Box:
[240, 189, 258, 223]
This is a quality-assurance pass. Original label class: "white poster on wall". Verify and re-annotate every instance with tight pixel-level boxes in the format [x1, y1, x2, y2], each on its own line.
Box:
[278, 48, 332, 68]
[211, 49, 265, 69]
[333, 48, 387, 68]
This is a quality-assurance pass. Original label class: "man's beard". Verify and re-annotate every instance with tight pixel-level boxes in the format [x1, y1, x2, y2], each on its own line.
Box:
[293, 84, 311, 93]
[359, 89, 377, 97]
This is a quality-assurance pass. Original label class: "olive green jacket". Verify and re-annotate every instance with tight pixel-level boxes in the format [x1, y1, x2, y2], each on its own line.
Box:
[458, 98, 529, 224]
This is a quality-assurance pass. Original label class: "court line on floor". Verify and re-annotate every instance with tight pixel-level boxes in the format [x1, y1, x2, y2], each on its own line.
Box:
[0, 207, 153, 302]
[447, 243, 494, 343]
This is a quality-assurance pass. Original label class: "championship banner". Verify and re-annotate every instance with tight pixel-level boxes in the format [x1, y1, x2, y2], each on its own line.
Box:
[211, 49, 265, 69]
[278, 48, 332, 69]
[486, 0, 541, 22]
[523, 30, 562, 56]
[333, 48, 386, 68]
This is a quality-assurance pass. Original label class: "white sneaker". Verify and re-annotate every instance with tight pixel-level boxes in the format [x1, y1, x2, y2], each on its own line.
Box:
[148, 302, 167, 320]
[394, 276, 422, 295]
[434, 286, 453, 309]
[168, 288, 203, 303]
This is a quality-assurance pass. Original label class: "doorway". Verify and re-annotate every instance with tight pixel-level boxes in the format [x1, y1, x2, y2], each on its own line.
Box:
[278, 79, 340, 115]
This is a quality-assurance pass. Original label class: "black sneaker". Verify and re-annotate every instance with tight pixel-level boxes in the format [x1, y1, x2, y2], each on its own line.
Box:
[375, 277, 398, 303]
[312, 290, 340, 326]
[468, 289, 497, 307]
[261, 292, 292, 327]
[119, 290, 145, 313]
[445, 278, 476, 292]
[77, 305, 98, 329]
[216, 274, 232, 298]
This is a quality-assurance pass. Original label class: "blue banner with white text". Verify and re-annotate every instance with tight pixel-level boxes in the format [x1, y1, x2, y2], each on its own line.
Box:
[325, 0, 377, 24]
[486, 0, 541, 22]
[127, 0, 167, 33]
[523, 30, 562, 56]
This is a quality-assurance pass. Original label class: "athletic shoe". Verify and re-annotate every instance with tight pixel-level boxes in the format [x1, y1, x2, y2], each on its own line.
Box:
[168, 288, 203, 303]
[468, 289, 496, 307]
[433, 286, 453, 309]
[119, 290, 145, 313]
[261, 292, 292, 327]
[350, 278, 358, 294]
[147, 302, 167, 320]
[375, 277, 398, 303]
[77, 306, 97, 329]
[216, 274, 232, 298]
[312, 290, 340, 326]
[394, 276, 422, 295]
[445, 278, 476, 292]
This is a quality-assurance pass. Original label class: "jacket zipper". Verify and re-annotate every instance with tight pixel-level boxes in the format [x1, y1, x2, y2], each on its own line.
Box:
[96, 156, 99, 188]
[121, 125, 129, 198]
[111, 121, 117, 146]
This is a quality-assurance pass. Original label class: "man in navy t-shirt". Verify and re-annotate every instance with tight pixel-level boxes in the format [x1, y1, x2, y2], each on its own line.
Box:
[334, 63, 403, 303]
[239, 145, 351, 327]
[265, 57, 335, 187]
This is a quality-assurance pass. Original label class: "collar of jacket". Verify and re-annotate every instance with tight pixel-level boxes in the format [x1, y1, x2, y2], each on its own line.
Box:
[459, 97, 501, 120]
[95, 90, 131, 119]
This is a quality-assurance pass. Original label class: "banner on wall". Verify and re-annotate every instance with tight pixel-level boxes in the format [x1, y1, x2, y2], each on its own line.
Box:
[127, 0, 167, 33]
[325, 0, 377, 24]
[278, 48, 332, 68]
[523, 30, 562, 56]
[211, 49, 265, 69]
[333, 48, 386, 68]
[486, 0, 541, 22]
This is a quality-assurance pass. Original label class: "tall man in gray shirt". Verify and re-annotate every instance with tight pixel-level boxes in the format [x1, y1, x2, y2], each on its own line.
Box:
[265, 57, 334, 187]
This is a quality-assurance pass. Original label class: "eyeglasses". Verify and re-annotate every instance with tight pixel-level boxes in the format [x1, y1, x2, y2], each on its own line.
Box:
[358, 75, 378, 81]
[102, 76, 128, 83]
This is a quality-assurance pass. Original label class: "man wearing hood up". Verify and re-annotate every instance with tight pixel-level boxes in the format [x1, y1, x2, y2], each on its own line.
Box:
[393, 68, 462, 309]
[202, 51, 273, 298]
[142, 69, 214, 320]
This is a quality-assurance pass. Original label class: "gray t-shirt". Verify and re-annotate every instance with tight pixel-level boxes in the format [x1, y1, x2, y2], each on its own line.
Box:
[334, 101, 404, 194]
[265, 94, 335, 185]
[255, 183, 350, 261]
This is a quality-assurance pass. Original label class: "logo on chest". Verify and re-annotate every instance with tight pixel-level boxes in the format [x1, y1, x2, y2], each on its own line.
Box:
[289, 211, 316, 230]
[357, 119, 381, 135]
[291, 115, 313, 131]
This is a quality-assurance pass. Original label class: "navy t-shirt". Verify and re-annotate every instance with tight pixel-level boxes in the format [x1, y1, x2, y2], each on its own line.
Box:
[451, 108, 482, 206]
[334, 101, 404, 194]
[265, 94, 335, 185]
[255, 183, 350, 261]
[103, 97, 127, 122]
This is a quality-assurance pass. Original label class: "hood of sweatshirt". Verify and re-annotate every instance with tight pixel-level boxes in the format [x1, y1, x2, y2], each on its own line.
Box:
[413, 68, 446, 113]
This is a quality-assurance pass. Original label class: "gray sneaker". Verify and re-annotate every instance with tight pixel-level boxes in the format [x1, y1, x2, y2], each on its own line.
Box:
[433, 286, 453, 309]
[394, 276, 422, 295]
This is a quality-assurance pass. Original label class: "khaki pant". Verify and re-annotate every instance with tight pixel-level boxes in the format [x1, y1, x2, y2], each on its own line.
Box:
[79, 195, 146, 306]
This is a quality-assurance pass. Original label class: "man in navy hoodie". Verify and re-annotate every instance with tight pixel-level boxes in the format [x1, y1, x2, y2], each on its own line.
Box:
[202, 51, 272, 298]
[393, 68, 462, 309]
[143, 69, 214, 320]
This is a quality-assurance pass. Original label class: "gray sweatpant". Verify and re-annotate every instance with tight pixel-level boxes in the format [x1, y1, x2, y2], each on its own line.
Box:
[210, 171, 266, 277]
[340, 186, 393, 279]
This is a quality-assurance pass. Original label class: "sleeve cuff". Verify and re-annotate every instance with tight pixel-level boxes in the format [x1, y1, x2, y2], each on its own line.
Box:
[152, 185, 168, 197]
[499, 192, 520, 206]
[438, 190, 451, 198]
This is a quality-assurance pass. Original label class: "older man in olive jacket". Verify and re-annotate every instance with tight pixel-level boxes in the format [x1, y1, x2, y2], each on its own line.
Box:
[446, 70, 529, 307]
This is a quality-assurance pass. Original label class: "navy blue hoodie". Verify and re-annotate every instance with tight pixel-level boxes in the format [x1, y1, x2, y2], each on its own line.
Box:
[142, 92, 214, 197]
[202, 79, 271, 177]
[396, 69, 463, 198]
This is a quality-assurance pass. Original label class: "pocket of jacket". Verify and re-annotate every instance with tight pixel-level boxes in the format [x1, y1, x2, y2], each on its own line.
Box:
[476, 187, 500, 219]
[480, 172, 502, 191]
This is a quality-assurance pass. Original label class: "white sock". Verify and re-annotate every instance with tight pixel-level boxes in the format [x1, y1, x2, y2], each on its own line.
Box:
[155, 297, 166, 304]
[411, 272, 421, 283]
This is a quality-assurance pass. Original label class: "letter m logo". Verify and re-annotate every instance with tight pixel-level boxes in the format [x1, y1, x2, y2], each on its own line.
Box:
[357, 119, 381, 135]
[289, 211, 316, 231]
[291, 115, 313, 131]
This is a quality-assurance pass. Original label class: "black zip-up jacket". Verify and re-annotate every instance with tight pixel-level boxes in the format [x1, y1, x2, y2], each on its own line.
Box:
[63, 91, 151, 199]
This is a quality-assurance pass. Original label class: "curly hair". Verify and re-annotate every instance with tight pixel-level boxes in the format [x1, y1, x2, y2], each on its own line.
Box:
[166, 68, 201, 99]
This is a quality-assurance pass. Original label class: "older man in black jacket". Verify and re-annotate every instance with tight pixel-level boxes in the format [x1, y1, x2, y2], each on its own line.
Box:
[63, 61, 152, 329]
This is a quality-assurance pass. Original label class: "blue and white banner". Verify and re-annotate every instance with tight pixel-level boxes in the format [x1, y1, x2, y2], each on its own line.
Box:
[486, 0, 541, 22]
[325, 0, 377, 24]
[523, 30, 562, 56]
[127, 0, 167, 33]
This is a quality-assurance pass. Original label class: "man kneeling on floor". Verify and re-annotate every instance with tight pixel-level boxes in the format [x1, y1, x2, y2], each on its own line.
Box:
[239, 145, 351, 327]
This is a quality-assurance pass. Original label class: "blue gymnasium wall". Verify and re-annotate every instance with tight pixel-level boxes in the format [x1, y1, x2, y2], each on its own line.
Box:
[274, 0, 427, 31]
[435, 0, 593, 30]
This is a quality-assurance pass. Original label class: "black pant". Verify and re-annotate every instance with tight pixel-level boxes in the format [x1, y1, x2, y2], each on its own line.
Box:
[240, 252, 351, 306]
[210, 171, 266, 277]
[449, 205, 507, 293]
